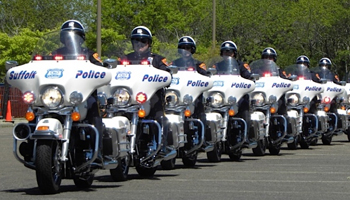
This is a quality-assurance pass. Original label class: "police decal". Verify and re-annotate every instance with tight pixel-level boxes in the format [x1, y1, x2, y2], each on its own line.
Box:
[115, 71, 131, 80]
[45, 69, 64, 79]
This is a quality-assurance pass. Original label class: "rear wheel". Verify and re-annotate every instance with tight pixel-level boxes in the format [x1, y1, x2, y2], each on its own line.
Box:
[268, 143, 281, 155]
[182, 151, 198, 167]
[73, 174, 94, 189]
[35, 140, 62, 194]
[322, 135, 332, 145]
[299, 136, 310, 149]
[228, 150, 242, 161]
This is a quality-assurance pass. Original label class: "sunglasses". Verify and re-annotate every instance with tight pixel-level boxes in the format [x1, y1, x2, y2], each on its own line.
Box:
[223, 49, 234, 53]
[132, 38, 149, 44]
[262, 55, 275, 60]
[179, 45, 192, 50]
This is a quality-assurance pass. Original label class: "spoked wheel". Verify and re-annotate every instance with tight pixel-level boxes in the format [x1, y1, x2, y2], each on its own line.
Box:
[182, 151, 198, 167]
[322, 135, 333, 145]
[110, 157, 130, 181]
[299, 136, 310, 149]
[136, 166, 157, 177]
[35, 140, 62, 194]
[73, 174, 94, 189]
[252, 138, 266, 156]
[268, 143, 281, 155]
[228, 150, 242, 161]
[161, 157, 176, 170]
[287, 135, 299, 150]
[206, 142, 222, 162]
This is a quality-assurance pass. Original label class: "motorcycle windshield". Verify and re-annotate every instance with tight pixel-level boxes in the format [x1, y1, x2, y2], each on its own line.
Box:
[211, 57, 240, 75]
[32, 30, 89, 60]
[284, 64, 312, 80]
[310, 67, 334, 81]
[170, 49, 202, 71]
[249, 59, 280, 77]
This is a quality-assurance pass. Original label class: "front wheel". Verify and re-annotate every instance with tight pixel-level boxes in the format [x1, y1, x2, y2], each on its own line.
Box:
[252, 138, 266, 156]
[322, 135, 332, 145]
[206, 142, 222, 162]
[136, 166, 157, 177]
[35, 140, 62, 194]
[110, 157, 129, 181]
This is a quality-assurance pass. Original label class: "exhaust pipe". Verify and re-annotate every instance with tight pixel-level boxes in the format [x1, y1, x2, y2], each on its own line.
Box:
[13, 123, 31, 140]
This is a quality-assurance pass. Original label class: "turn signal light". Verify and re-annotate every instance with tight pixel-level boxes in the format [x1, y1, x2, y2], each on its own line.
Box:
[184, 109, 191, 117]
[324, 107, 330, 112]
[37, 126, 49, 131]
[270, 107, 277, 114]
[138, 109, 146, 118]
[303, 107, 309, 113]
[71, 112, 81, 121]
[228, 109, 235, 116]
[341, 106, 346, 110]
[25, 112, 35, 121]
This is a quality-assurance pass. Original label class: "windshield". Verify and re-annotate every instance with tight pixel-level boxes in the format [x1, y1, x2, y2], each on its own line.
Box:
[309, 67, 335, 81]
[284, 64, 312, 80]
[249, 59, 280, 77]
[207, 56, 240, 75]
[169, 49, 201, 71]
[32, 30, 89, 60]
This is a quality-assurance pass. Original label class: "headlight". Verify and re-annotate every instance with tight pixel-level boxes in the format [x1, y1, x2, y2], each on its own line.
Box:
[251, 92, 265, 106]
[69, 91, 83, 105]
[165, 91, 179, 107]
[183, 94, 193, 105]
[209, 92, 224, 107]
[287, 93, 300, 106]
[113, 88, 130, 106]
[41, 87, 63, 109]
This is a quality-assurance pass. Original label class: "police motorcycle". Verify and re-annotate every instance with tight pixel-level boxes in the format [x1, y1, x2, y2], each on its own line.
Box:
[5, 31, 120, 194]
[160, 49, 214, 169]
[202, 56, 256, 161]
[284, 64, 325, 149]
[310, 67, 347, 145]
[98, 46, 176, 176]
[249, 59, 294, 155]
[343, 73, 350, 141]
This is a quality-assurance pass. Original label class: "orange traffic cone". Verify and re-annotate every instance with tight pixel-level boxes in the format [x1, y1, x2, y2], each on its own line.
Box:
[5, 100, 14, 123]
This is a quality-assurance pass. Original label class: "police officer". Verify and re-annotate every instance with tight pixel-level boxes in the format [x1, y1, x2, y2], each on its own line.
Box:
[53, 20, 102, 65]
[313, 57, 340, 84]
[125, 26, 171, 154]
[172, 36, 208, 144]
[54, 20, 104, 161]
[214, 41, 252, 145]
[261, 47, 287, 115]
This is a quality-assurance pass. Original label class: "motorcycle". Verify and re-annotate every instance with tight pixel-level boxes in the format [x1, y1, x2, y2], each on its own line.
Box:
[202, 56, 256, 161]
[310, 67, 347, 145]
[343, 73, 350, 141]
[161, 49, 214, 169]
[5, 31, 122, 194]
[248, 59, 294, 155]
[284, 64, 325, 149]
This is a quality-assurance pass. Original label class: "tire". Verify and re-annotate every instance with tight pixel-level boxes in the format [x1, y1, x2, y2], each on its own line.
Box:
[322, 135, 332, 145]
[228, 150, 242, 161]
[35, 140, 62, 194]
[73, 174, 94, 189]
[346, 128, 350, 142]
[206, 142, 222, 162]
[310, 138, 318, 145]
[287, 136, 299, 150]
[268, 143, 281, 155]
[110, 157, 129, 181]
[136, 166, 157, 177]
[348, 133, 350, 142]
[182, 151, 198, 167]
[252, 139, 266, 156]
[299, 136, 310, 149]
[161, 158, 176, 170]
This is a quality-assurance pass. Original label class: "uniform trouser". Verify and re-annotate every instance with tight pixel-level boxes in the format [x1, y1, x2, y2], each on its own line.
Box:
[237, 94, 251, 140]
[86, 95, 103, 155]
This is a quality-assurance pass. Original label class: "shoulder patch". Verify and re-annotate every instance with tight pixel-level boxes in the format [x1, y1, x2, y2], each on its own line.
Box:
[93, 53, 102, 63]
[316, 74, 320, 80]
[199, 63, 207, 70]
[161, 58, 168, 66]
[244, 63, 251, 72]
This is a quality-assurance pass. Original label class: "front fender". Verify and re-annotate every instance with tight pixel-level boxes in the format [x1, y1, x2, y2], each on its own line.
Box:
[31, 118, 63, 140]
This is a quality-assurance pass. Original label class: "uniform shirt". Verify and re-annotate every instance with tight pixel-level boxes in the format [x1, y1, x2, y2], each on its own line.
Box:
[172, 57, 207, 76]
[53, 47, 102, 66]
